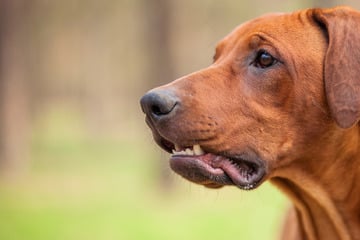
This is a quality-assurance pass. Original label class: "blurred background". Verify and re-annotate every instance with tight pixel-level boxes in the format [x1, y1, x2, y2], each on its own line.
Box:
[0, 0, 359, 239]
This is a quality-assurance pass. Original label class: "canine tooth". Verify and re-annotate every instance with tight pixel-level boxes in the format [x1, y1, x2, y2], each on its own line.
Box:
[193, 144, 204, 155]
[172, 149, 184, 155]
[185, 148, 194, 155]
[175, 144, 181, 151]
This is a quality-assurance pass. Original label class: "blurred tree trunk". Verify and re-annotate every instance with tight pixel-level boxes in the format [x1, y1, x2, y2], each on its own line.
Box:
[142, 0, 175, 88]
[142, 0, 175, 190]
[0, 1, 30, 178]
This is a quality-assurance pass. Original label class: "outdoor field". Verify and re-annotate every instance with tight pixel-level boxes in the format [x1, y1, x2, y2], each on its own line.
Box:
[0, 108, 287, 240]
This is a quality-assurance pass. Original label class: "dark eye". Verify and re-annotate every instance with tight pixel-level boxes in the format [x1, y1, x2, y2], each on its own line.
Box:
[254, 50, 277, 68]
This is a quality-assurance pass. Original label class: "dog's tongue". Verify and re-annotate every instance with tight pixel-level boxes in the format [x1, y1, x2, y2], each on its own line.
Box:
[169, 153, 255, 189]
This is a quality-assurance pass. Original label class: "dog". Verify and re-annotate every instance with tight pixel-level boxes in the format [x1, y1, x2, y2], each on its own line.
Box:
[140, 6, 360, 240]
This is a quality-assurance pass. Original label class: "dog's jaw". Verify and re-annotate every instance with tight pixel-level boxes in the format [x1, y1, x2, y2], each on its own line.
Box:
[157, 141, 267, 190]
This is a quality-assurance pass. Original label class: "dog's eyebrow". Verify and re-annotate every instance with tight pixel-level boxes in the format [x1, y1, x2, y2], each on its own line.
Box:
[249, 35, 262, 49]
[248, 33, 278, 50]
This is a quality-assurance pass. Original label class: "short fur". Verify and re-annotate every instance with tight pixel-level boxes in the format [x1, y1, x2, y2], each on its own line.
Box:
[141, 6, 360, 240]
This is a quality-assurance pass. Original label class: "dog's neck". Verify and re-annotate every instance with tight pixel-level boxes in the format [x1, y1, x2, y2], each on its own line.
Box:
[271, 126, 360, 240]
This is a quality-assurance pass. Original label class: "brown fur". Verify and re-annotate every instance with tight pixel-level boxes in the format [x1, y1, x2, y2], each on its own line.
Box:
[141, 6, 360, 240]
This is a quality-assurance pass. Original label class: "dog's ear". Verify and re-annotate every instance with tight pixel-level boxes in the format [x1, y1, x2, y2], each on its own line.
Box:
[311, 7, 360, 128]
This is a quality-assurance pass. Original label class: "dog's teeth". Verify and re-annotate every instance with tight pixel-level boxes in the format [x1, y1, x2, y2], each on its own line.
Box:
[185, 148, 194, 155]
[193, 144, 204, 155]
[172, 144, 205, 156]
[179, 150, 186, 155]
[175, 144, 181, 151]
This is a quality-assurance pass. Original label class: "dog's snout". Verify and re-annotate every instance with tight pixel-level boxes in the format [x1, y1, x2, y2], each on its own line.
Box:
[140, 90, 178, 120]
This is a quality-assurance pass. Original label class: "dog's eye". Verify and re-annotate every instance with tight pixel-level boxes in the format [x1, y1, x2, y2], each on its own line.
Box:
[254, 50, 277, 68]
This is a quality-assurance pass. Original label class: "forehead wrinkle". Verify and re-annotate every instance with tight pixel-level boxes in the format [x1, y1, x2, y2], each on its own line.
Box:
[215, 11, 312, 80]
[219, 13, 294, 51]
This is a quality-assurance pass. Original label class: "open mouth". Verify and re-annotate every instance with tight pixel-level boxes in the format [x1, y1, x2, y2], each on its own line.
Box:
[159, 138, 266, 190]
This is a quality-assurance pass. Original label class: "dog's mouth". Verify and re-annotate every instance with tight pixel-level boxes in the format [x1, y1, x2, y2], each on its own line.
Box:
[158, 138, 266, 190]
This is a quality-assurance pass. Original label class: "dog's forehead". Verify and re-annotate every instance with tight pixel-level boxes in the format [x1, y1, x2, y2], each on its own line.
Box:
[216, 10, 310, 49]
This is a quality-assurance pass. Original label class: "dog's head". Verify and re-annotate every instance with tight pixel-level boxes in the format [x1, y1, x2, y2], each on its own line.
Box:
[140, 7, 360, 190]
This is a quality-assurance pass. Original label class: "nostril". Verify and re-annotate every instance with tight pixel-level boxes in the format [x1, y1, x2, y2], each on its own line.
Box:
[140, 90, 179, 119]
[151, 105, 163, 116]
[151, 103, 175, 116]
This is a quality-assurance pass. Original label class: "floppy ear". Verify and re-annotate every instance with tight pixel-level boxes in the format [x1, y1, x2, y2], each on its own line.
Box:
[311, 7, 360, 128]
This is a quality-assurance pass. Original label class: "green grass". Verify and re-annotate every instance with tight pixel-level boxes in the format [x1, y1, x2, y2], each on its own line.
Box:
[0, 108, 288, 240]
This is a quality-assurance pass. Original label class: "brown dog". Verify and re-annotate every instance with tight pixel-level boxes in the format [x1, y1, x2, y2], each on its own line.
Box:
[140, 6, 360, 240]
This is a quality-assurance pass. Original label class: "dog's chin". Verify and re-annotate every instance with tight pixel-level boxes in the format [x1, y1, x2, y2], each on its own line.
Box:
[154, 135, 266, 190]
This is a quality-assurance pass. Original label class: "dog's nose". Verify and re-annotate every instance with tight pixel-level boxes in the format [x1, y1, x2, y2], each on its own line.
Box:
[140, 90, 178, 120]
